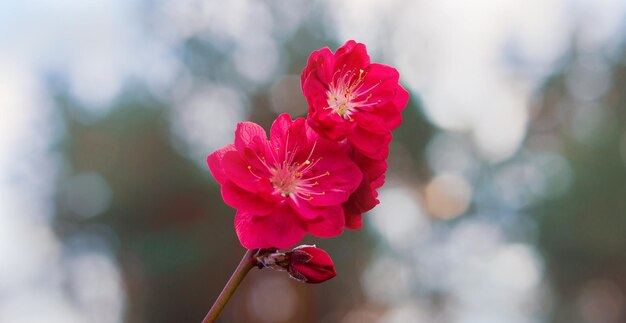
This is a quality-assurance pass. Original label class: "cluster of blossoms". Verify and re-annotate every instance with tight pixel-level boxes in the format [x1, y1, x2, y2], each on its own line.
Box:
[208, 40, 408, 283]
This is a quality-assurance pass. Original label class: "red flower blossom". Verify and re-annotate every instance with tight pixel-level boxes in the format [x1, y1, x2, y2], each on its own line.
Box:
[207, 114, 362, 249]
[301, 40, 409, 160]
[285, 245, 336, 284]
[341, 150, 387, 229]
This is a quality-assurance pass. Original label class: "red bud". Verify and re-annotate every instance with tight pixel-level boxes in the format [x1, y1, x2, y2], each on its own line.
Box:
[286, 245, 336, 284]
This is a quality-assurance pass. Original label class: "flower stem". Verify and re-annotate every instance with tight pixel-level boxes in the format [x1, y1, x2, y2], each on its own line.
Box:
[202, 248, 258, 323]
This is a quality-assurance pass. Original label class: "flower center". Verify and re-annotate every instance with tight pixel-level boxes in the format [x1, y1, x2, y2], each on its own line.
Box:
[248, 138, 330, 201]
[270, 160, 307, 197]
[326, 67, 381, 119]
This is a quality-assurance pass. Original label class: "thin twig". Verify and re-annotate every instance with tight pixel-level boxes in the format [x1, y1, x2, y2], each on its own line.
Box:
[202, 248, 258, 323]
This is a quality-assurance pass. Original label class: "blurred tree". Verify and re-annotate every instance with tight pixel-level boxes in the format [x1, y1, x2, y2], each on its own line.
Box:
[532, 47, 626, 322]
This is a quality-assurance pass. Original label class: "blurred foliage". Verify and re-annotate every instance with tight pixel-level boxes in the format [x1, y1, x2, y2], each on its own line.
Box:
[533, 47, 626, 322]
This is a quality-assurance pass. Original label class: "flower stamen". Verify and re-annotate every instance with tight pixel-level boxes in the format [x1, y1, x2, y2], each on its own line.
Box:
[266, 139, 333, 200]
[326, 67, 381, 119]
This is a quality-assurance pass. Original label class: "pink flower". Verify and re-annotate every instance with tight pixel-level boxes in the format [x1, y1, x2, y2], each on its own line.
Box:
[342, 150, 387, 229]
[301, 40, 409, 160]
[285, 245, 336, 284]
[207, 114, 362, 249]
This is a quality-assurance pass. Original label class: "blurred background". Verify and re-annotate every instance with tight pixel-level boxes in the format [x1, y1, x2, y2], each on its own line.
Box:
[1, 0, 626, 322]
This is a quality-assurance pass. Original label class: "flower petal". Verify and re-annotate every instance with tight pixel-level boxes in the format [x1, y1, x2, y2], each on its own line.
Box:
[235, 206, 306, 249]
[306, 104, 354, 141]
[344, 211, 363, 229]
[393, 83, 409, 112]
[353, 151, 388, 181]
[372, 102, 402, 131]
[234, 121, 268, 153]
[348, 124, 391, 160]
[305, 152, 362, 207]
[221, 181, 276, 215]
[334, 40, 370, 70]
[270, 114, 309, 158]
[342, 177, 380, 228]
[306, 205, 345, 238]
[221, 151, 265, 193]
[207, 144, 235, 184]
[301, 47, 335, 86]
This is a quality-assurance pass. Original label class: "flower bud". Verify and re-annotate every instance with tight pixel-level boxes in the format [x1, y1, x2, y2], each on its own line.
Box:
[285, 245, 336, 284]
